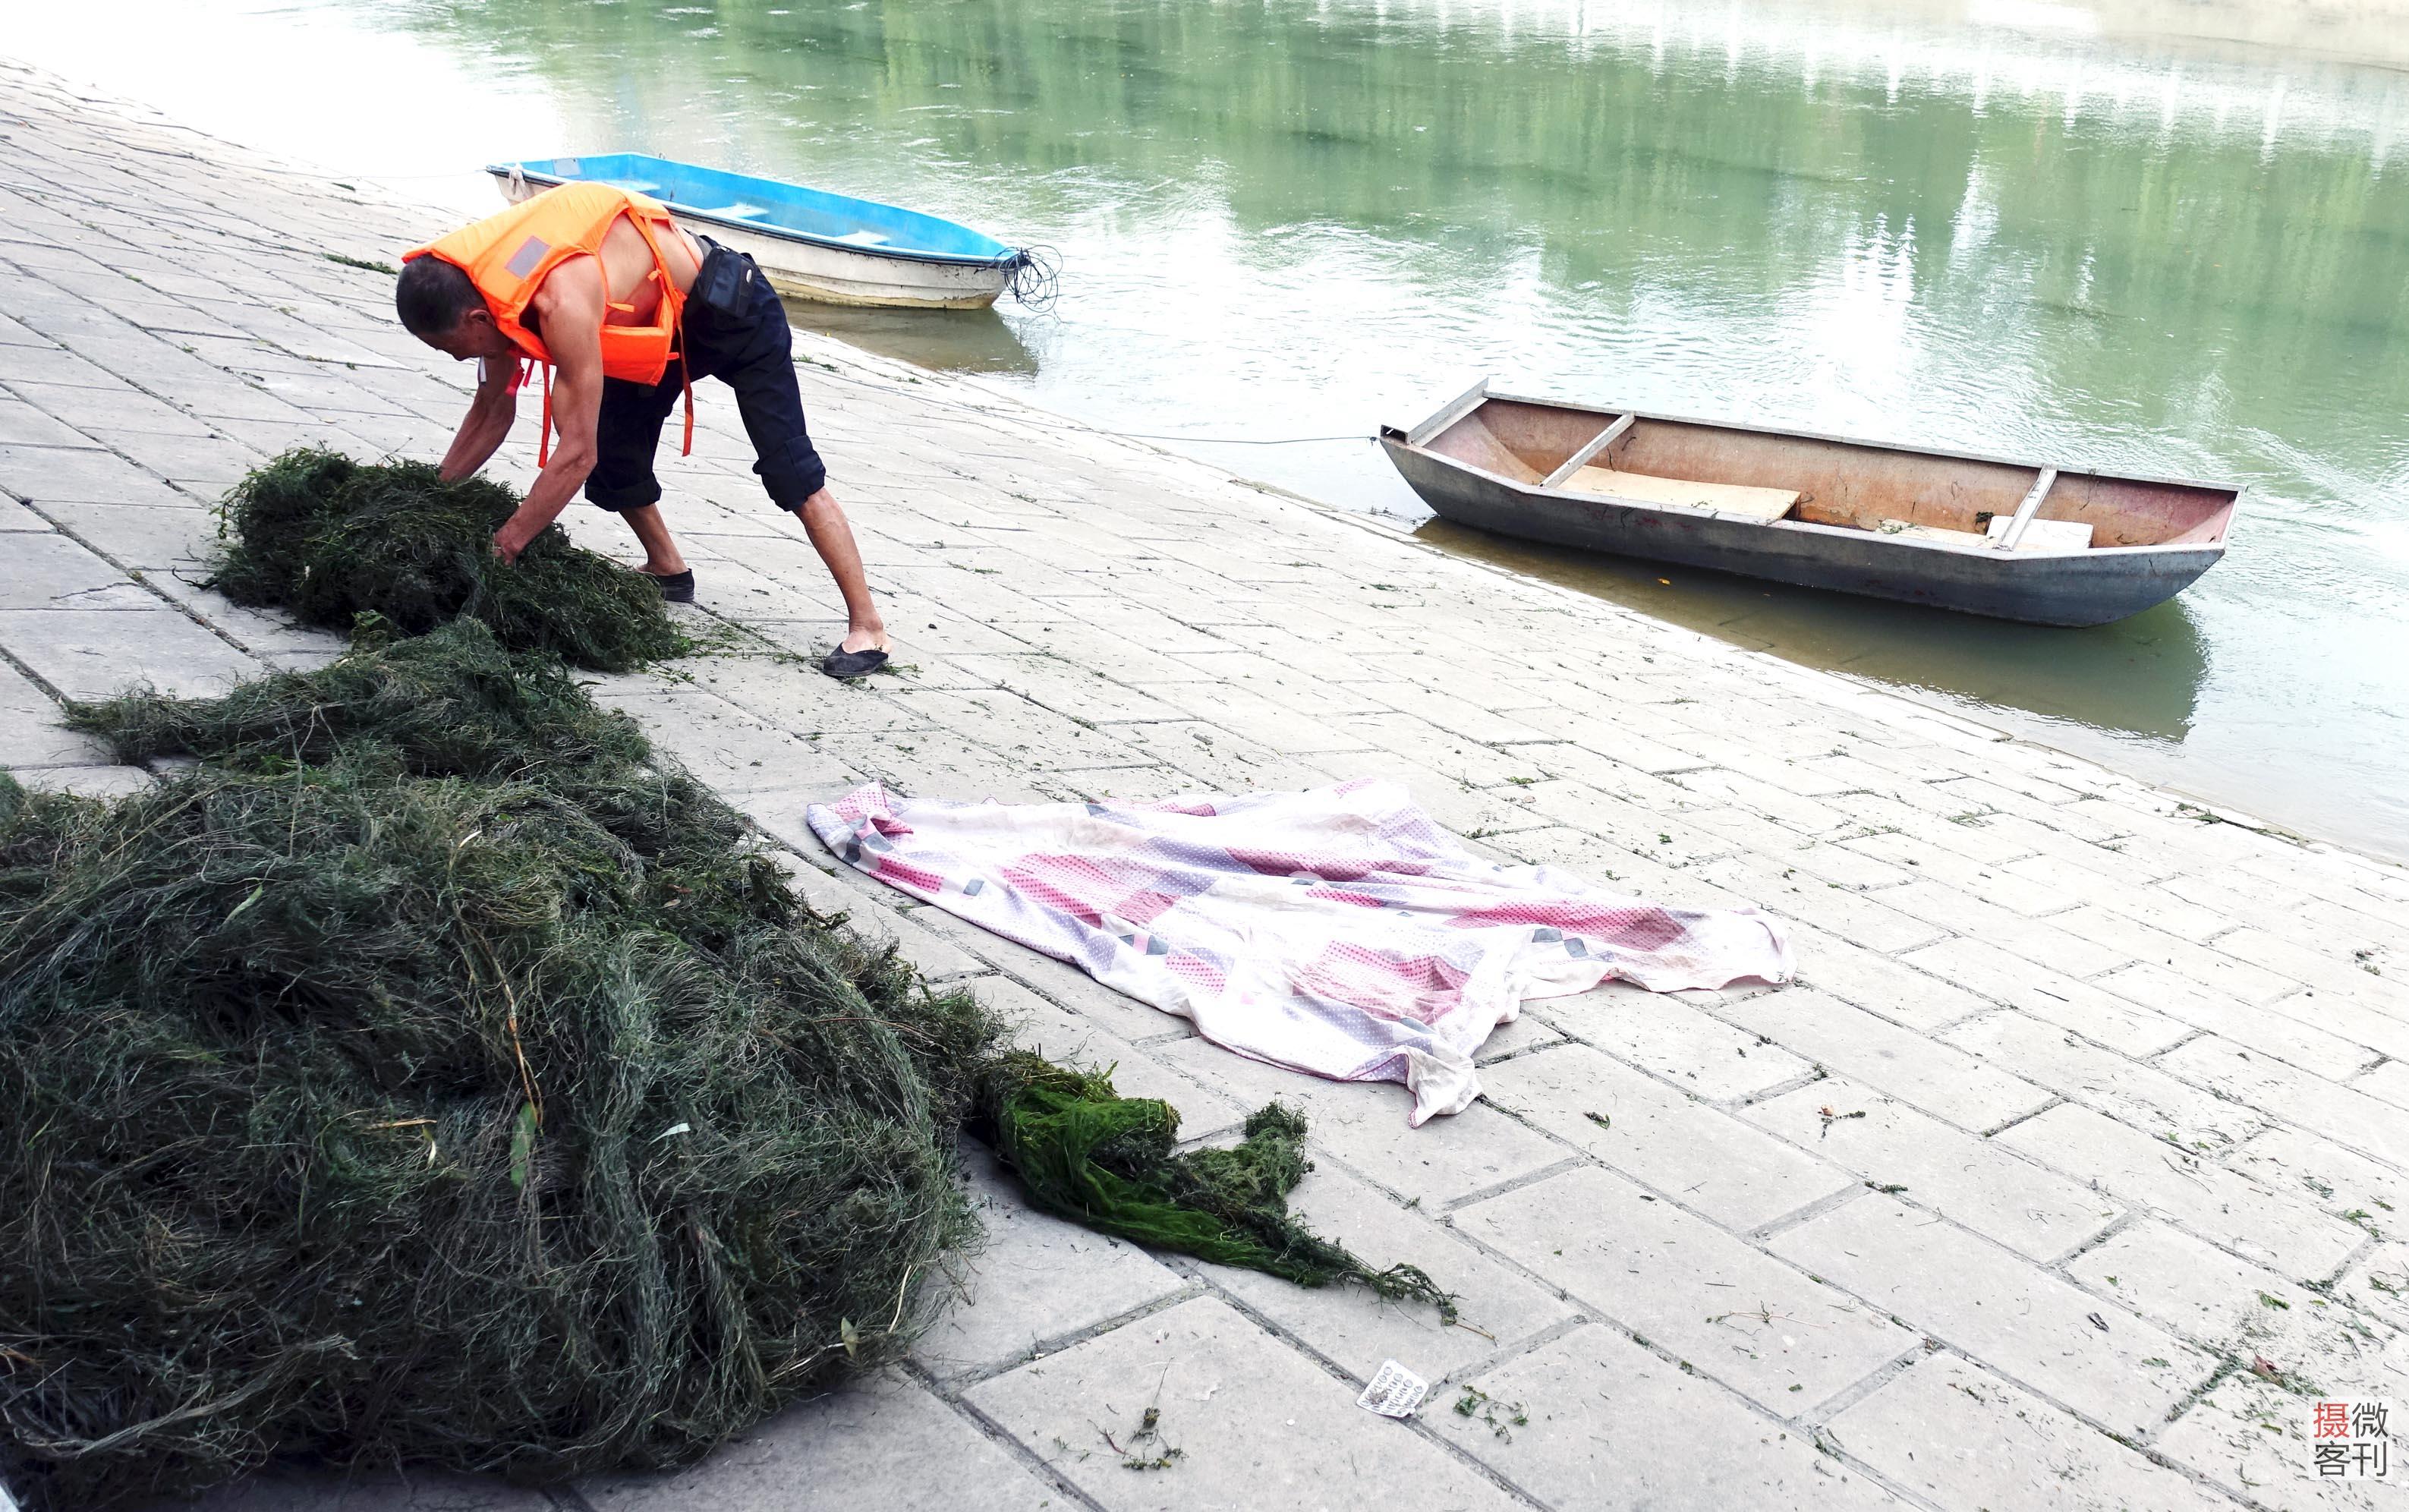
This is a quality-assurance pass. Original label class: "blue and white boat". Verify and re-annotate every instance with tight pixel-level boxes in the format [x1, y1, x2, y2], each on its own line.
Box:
[488, 153, 1036, 310]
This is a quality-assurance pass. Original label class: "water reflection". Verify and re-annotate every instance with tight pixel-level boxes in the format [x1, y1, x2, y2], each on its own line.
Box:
[779, 299, 1040, 377]
[23, 0, 2400, 855]
[1416, 517, 2209, 741]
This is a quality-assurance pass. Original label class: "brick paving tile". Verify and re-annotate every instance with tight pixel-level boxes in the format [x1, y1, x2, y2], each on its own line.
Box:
[1825, 1355, 2234, 1512]
[962, 1296, 1524, 1511]
[1770, 1196, 2213, 1437]
[579, 1370, 1063, 1512]
[1456, 1164, 1917, 1412]
[1741, 1076, 2120, 1262]
[1478, 1043, 1855, 1229]
[1429, 1326, 1910, 1509]
[1995, 1104, 2366, 1281]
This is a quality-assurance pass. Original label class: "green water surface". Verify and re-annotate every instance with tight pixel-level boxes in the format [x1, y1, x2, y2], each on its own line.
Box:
[25, 0, 2408, 854]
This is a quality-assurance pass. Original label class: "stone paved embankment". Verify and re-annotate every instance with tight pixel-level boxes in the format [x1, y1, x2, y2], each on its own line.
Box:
[4, 58, 2408, 1512]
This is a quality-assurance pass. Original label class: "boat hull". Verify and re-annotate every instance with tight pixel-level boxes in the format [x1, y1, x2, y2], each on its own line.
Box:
[665, 216, 1007, 309]
[1384, 439, 2225, 627]
[492, 172, 1009, 310]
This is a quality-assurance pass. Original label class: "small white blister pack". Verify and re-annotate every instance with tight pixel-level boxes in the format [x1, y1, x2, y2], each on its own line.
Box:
[1356, 1359, 1429, 1419]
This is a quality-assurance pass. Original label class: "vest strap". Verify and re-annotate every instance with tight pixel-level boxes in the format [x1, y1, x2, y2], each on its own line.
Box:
[679, 311, 694, 458]
[622, 213, 698, 458]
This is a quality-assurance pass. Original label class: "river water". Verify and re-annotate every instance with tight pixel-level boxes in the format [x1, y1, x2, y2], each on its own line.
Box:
[17, 0, 2408, 857]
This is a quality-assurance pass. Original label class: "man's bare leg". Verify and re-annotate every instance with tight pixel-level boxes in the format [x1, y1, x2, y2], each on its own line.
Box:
[795, 487, 889, 654]
[621, 504, 688, 577]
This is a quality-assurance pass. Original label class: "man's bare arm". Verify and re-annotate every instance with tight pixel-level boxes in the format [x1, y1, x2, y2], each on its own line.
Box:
[439, 356, 520, 483]
[492, 260, 606, 563]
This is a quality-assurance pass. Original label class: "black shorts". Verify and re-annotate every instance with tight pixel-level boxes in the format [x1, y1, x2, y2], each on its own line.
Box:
[585, 241, 827, 513]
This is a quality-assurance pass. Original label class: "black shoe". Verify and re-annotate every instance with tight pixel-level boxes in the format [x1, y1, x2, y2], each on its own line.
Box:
[820, 646, 890, 680]
[645, 569, 695, 604]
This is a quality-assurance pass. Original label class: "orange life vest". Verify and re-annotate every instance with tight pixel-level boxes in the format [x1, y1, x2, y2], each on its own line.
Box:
[404, 181, 694, 461]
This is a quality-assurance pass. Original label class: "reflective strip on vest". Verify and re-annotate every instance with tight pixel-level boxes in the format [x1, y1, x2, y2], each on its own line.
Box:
[502, 235, 551, 280]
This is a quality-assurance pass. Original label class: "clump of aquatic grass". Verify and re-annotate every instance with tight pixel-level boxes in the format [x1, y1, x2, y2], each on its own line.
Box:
[0, 622, 1000, 1510]
[71, 610, 636, 780]
[981, 1052, 1453, 1316]
[210, 448, 683, 671]
[0, 590, 1443, 1510]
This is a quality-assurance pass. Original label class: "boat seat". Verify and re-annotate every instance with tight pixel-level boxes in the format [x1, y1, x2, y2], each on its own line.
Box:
[1872, 521, 1989, 546]
[1566, 466, 1800, 520]
[1987, 515, 2096, 552]
[700, 203, 773, 219]
[830, 229, 893, 246]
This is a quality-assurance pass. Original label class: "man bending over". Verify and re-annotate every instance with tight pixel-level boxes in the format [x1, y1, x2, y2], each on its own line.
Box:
[395, 180, 890, 678]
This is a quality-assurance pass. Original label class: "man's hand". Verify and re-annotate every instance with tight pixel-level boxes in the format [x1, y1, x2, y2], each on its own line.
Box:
[493, 512, 543, 565]
[440, 357, 521, 484]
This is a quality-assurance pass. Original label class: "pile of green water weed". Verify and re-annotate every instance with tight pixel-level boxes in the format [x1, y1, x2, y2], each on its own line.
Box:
[978, 1052, 1454, 1317]
[5, 573, 1445, 1506]
[210, 448, 683, 672]
[68, 612, 632, 781]
[0, 622, 998, 1510]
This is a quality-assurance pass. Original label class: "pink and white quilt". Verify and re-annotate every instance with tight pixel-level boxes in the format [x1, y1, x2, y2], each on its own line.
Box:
[805, 779, 1793, 1125]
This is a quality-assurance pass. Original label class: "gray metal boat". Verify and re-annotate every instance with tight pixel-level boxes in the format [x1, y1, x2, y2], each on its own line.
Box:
[1380, 380, 2239, 626]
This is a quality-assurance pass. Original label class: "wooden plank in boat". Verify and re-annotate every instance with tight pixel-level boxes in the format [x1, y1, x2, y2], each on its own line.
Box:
[1986, 515, 2095, 553]
[1875, 521, 1989, 546]
[1566, 466, 1800, 521]
[1541, 414, 1635, 488]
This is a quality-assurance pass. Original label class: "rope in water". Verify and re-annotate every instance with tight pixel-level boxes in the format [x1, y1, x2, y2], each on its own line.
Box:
[1001, 246, 1062, 311]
